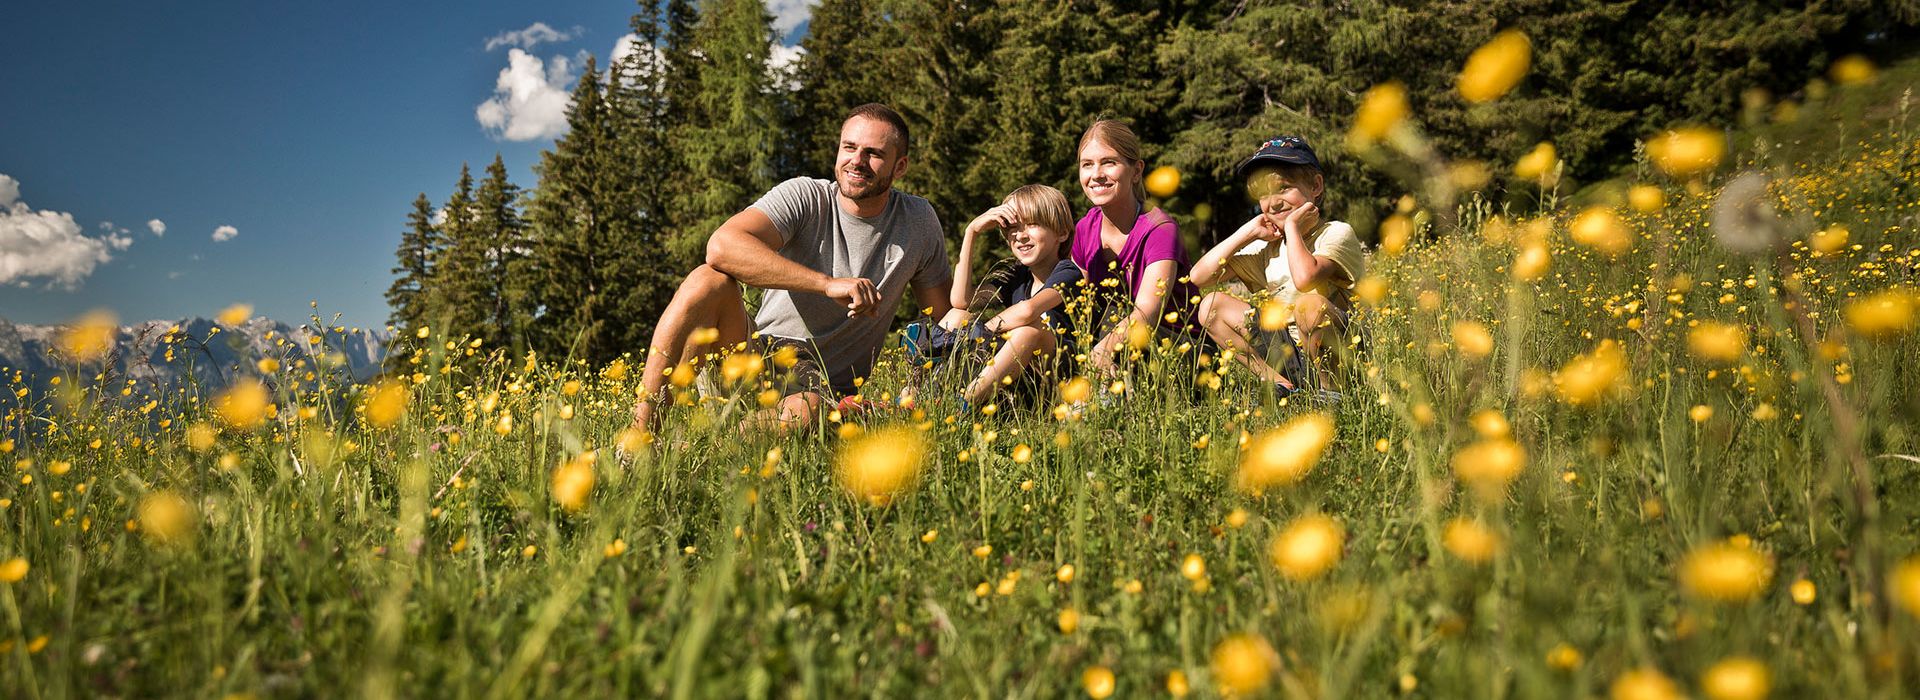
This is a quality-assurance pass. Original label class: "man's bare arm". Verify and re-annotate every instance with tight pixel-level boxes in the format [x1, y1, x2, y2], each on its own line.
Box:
[706, 208, 880, 315]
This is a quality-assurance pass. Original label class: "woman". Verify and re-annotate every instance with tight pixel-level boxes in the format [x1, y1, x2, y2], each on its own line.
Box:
[1069, 120, 1199, 377]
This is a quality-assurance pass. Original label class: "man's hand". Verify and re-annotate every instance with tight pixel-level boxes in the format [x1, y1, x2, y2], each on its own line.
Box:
[825, 276, 880, 317]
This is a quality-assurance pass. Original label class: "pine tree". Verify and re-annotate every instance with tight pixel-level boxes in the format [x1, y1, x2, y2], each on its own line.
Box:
[386, 192, 440, 342]
[667, 0, 783, 261]
[433, 163, 496, 343]
[474, 153, 532, 353]
[528, 55, 617, 360]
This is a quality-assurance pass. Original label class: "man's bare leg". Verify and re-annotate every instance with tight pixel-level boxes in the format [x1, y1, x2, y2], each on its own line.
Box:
[631, 264, 752, 431]
[740, 390, 826, 434]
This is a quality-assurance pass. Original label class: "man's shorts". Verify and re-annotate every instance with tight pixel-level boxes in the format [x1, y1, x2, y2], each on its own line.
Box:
[752, 335, 856, 399]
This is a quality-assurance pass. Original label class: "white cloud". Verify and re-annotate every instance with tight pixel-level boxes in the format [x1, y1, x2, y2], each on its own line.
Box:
[476, 49, 575, 142]
[0, 174, 117, 288]
[147, 219, 165, 236]
[768, 44, 805, 89]
[212, 225, 238, 242]
[485, 22, 582, 52]
[430, 207, 448, 226]
[767, 0, 817, 40]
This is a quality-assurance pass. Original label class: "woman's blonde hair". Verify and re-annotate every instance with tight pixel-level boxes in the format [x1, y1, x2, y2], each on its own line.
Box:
[1078, 120, 1149, 205]
[1002, 184, 1074, 255]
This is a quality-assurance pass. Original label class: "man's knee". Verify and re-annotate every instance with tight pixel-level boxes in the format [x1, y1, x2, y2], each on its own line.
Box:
[677, 264, 738, 300]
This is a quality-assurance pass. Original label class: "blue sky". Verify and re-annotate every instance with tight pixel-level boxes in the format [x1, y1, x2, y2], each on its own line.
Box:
[0, 0, 811, 331]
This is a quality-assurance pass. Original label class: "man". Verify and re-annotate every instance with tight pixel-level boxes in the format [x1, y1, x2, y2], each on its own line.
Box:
[630, 104, 952, 432]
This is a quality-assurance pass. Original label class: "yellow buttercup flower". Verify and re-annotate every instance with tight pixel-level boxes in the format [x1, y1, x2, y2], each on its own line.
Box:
[1349, 81, 1409, 145]
[1790, 578, 1816, 605]
[1355, 276, 1388, 305]
[138, 491, 196, 546]
[1457, 29, 1531, 103]
[1701, 656, 1771, 700]
[1546, 643, 1583, 671]
[1209, 634, 1277, 695]
[1628, 185, 1666, 213]
[1611, 668, 1682, 700]
[1442, 518, 1503, 564]
[1569, 207, 1631, 256]
[1469, 410, 1510, 439]
[215, 378, 272, 431]
[1687, 322, 1748, 363]
[363, 379, 411, 428]
[1057, 607, 1080, 634]
[1513, 142, 1557, 182]
[1377, 214, 1412, 256]
[1451, 438, 1527, 493]
[1512, 243, 1551, 281]
[58, 309, 119, 363]
[1828, 54, 1877, 85]
[1081, 665, 1115, 699]
[835, 426, 927, 505]
[1145, 166, 1181, 198]
[1648, 127, 1725, 177]
[1810, 225, 1849, 253]
[1889, 557, 1920, 618]
[1451, 321, 1494, 358]
[216, 303, 253, 326]
[1679, 540, 1773, 603]
[551, 451, 596, 512]
[1180, 553, 1206, 582]
[0, 557, 27, 583]
[1844, 288, 1916, 339]
[1237, 413, 1335, 492]
[1269, 513, 1344, 581]
[1555, 340, 1627, 406]
[1258, 298, 1291, 332]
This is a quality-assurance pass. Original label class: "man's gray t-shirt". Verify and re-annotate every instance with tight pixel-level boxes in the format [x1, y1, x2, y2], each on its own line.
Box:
[751, 177, 950, 391]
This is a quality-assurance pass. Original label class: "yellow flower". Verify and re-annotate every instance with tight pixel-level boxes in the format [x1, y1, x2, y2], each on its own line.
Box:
[1570, 207, 1632, 256]
[1180, 554, 1206, 581]
[1355, 276, 1388, 305]
[1457, 29, 1531, 103]
[1687, 322, 1747, 363]
[0, 557, 27, 583]
[551, 451, 596, 512]
[1611, 668, 1682, 700]
[1011, 444, 1032, 464]
[1546, 643, 1583, 671]
[1349, 81, 1409, 144]
[1269, 513, 1344, 581]
[1166, 669, 1190, 697]
[1648, 127, 1725, 177]
[1056, 563, 1075, 584]
[186, 423, 217, 452]
[1057, 607, 1080, 634]
[255, 358, 280, 374]
[1680, 540, 1773, 603]
[1469, 410, 1510, 439]
[1701, 656, 1771, 700]
[1828, 54, 1877, 85]
[1889, 557, 1920, 618]
[215, 378, 272, 431]
[1145, 166, 1181, 198]
[1258, 298, 1291, 332]
[364, 379, 411, 428]
[1377, 214, 1412, 256]
[1237, 413, 1335, 492]
[1790, 578, 1816, 605]
[1810, 225, 1849, 254]
[1060, 377, 1093, 404]
[1844, 288, 1916, 339]
[1209, 634, 1277, 696]
[720, 351, 764, 386]
[1689, 405, 1714, 423]
[1513, 142, 1557, 182]
[1081, 665, 1116, 699]
[835, 426, 927, 505]
[138, 491, 196, 545]
[1442, 518, 1503, 564]
[58, 309, 119, 363]
[1451, 438, 1527, 493]
[1451, 321, 1494, 358]
[1628, 185, 1666, 213]
[1225, 508, 1250, 529]
[1555, 341, 1627, 406]
[216, 303, 253, 326]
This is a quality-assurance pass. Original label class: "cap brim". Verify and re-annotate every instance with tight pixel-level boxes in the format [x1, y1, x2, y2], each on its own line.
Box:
[1234, 153, 1317, 180]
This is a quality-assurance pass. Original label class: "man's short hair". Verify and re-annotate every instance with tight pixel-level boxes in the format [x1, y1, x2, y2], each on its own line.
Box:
[845, 103, 910, 156]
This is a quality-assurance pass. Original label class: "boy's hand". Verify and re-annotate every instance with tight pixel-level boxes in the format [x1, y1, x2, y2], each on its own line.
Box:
[966, 205, 1019, 236]
[1281, 202, 1320, 238]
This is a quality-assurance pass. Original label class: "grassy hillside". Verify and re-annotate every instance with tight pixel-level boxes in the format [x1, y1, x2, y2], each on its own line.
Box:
[2, 57, 1918, 700]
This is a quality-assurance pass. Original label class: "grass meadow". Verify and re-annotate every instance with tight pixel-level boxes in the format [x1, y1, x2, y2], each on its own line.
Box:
[4, 56, 1920, 699]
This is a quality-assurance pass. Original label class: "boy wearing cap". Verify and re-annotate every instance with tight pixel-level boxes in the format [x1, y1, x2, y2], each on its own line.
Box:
[1190, 136, 1367, 396]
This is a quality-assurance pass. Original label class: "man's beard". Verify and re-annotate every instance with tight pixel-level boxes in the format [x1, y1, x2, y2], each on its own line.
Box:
[838, 166, 892, 201]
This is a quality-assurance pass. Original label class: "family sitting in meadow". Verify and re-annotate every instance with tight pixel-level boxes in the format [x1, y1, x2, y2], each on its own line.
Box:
[629, 104, 1369, 435]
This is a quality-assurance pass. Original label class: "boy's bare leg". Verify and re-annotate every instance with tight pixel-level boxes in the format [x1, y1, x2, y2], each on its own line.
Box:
[631, 264, 752, 431]
[963, 324, 1057, 406]
[937, 308, 972, 330]
[1197, 292, 1291, 386]
[1292, 292, 1344, 379]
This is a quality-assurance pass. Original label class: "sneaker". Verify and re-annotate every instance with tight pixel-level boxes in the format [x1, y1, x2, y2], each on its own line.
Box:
[904, 322, 958, 366]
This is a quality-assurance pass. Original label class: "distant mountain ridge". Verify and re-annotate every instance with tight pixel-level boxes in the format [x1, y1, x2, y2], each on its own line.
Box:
[0, 315, 389, 396]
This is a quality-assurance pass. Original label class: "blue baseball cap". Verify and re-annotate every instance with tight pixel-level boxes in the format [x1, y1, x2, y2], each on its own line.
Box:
[1233, 136, 1323, 180]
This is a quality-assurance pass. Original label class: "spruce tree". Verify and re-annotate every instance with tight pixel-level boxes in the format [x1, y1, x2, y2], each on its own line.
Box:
[386, 192, 440, 343]
[475, 153, 532, 353]
[431, 163, 490, 341]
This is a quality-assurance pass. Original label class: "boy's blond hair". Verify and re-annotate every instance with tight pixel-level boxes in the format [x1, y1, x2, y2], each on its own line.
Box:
[1001, 184, 1074, 256]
